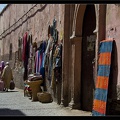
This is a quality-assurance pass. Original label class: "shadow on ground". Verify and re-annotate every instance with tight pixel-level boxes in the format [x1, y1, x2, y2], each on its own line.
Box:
[0, 91, 19, 93]
[0, 108, 26, 116]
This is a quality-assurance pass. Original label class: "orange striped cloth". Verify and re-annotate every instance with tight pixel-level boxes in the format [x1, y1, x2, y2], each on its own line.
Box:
[92, 39, 114, 116]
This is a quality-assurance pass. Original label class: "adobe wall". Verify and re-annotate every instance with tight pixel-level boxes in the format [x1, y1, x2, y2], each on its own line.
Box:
[0, 4, 65, 90]
[106, 4, 120, 114]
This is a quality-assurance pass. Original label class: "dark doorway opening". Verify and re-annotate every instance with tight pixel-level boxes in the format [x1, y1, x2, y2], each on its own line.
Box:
[81, 5, 96, 111]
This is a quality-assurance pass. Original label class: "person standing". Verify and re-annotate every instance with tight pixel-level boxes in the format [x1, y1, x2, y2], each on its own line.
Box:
[1, 62, 13, 92]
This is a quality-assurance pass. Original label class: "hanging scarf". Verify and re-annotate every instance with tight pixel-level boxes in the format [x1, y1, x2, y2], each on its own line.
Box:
[92, 39, 114, 116]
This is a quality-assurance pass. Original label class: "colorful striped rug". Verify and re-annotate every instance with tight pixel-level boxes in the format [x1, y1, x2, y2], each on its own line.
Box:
[92, 39, 114, 116]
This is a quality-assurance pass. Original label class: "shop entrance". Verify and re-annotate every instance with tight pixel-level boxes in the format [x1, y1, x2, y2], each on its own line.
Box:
[81, 5, 96, 111]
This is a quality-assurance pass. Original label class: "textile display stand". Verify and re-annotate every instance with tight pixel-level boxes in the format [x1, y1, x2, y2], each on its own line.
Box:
[92, 39, 114, 116]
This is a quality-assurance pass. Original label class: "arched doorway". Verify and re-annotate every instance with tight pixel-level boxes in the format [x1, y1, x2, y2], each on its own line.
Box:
[81, 5, 96, 111]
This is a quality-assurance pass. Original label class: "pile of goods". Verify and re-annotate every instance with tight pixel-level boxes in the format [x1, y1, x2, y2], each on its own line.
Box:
[24, 73, 43, 97]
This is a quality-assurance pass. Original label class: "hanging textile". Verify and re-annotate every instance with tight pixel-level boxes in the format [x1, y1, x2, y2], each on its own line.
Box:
[32, 41, 37, 73]
[44, 36, 54, 81]
[54, 43, 62, 81]
[51, 44, 59, 89]
[47, 44, 54, 81]
[27, 34, 30, 59]
[39, 41, 47, 79]
[18, 37, 22, 61]
[35, 50, 40, 73]
[29, 34, 33, 58]
[38, 42, 43, 73]
[22, 32, 29, 80]
[22, 32, 27, 61]
[28, 34, 33, 74]
[34, 41, 47, 75]
[92, 39, 114, 116]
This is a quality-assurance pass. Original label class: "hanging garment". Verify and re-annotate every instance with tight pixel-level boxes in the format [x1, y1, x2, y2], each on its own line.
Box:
[54, 43, 62, 81]
[48, 48, 53, 81]
[55, 43, 62, 68]
[44, 39, 51, 67]
[39, 41, 47, 78]
[18, 37, 22, 61]
[92, 39, 114, 116]
[35, 50, 40, 73]
[22, 32, 27, 61]
[35, 41, 47, 75]
[38, 41, 44, 72]
[27, 34, 31, 59]
[53, 29, 58, 43]
[40, 56, 45, 79]
[39, 53, 43, 73]
[48, 42, 55, 81]
[42, 44, 46, 65]
[22, 32, 29, 80]
[51, 44, 59, 89]
[29, 34, 33, 58]
[32, 41, 37, 73]
[28, 58, 33, 74]
[27, 34, 33, 74]
[44, 37, 54, 81]
[27, 34, 33, 59]
[45, 37, 52, 59]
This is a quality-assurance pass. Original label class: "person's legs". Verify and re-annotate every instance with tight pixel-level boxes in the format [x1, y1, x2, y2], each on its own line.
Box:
[5, 83, 9, 92]
[5, 88, 8, 92]
[3, 88, 6, 91]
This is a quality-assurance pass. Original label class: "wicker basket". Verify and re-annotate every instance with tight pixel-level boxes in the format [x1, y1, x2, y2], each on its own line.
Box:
[37, 92, 53, 103]
[26, 80, 43, 101]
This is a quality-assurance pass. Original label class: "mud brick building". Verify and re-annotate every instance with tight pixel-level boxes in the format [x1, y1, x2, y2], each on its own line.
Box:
[0, 4, 120, 115]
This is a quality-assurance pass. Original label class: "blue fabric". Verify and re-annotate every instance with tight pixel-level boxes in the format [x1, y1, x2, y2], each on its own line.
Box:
[42, 41, 46, 53]
[39, 41, 46, 78]
[92, 110, 105, 116]
[92, 40, 113, 116]
[41, 52, 45, 68]
[35, 51, 38, 73]
[37, 50, 40, 73]
[99, 41, 113, 53]
[40, 67, 45, 79]
[94, 88, 108, 102]
[97, 65, 110, 77]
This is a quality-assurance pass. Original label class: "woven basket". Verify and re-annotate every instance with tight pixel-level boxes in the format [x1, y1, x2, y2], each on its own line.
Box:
[37, 92, 53, 103]
[26, 80, 43, 101]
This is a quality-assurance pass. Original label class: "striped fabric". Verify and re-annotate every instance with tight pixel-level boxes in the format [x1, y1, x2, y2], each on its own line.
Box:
[92, 39, 114, 116]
